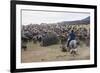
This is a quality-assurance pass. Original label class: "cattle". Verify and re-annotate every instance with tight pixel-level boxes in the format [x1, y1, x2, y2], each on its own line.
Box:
[21, 24, 90, 51]
[21, 34, 29, 51]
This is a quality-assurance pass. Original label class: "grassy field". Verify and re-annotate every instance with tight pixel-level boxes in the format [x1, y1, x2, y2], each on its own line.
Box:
[21, 41, 90, 63]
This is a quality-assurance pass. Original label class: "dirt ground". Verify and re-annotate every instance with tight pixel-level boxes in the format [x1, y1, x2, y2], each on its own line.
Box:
[21, 42, 90, 63]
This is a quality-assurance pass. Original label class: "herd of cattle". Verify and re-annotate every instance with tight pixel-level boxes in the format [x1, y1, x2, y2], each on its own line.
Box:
[21, 23, 90, 51]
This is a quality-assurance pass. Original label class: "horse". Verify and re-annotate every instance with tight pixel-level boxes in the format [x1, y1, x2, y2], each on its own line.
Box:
[69, 39, 78, 56]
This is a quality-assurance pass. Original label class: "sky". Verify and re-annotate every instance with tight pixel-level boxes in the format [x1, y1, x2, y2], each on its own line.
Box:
[22, 10, 90, 25]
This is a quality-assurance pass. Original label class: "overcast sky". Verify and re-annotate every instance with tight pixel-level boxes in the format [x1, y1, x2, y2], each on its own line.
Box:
[22, 10, 90, 25]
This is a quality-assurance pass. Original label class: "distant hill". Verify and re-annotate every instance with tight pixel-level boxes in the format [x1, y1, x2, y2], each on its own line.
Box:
[58, 16, 90, 25]
[81, 16, 90, 24]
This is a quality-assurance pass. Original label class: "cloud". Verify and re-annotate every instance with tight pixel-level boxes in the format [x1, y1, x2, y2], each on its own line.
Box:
[22, 10, 90, 25]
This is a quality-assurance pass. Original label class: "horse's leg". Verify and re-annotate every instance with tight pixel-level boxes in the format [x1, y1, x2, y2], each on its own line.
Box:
[70, 50, 75, 56]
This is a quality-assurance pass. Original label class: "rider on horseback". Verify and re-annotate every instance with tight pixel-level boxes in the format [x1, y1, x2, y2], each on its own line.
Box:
[67, 30, 76, 47]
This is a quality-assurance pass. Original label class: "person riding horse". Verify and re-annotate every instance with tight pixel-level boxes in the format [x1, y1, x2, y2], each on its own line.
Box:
[67, 30, 76, 47]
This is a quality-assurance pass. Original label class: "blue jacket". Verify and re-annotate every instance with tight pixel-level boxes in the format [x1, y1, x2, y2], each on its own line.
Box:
[68, 32, 76, 41]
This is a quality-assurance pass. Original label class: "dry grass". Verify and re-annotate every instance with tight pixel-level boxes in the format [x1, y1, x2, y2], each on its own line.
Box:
[21, 41, 90, 63]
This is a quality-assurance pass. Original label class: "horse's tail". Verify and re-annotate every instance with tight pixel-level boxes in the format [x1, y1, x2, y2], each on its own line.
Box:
[69, 40, 77, 49]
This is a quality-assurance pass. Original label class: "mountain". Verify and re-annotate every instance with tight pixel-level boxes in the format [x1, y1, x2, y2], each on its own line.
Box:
[58, 16, 90, 25]
[81, 16, 90, 24]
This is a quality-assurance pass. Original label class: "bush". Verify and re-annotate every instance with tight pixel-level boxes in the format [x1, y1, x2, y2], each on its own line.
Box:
[41, 33, 59, 46]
